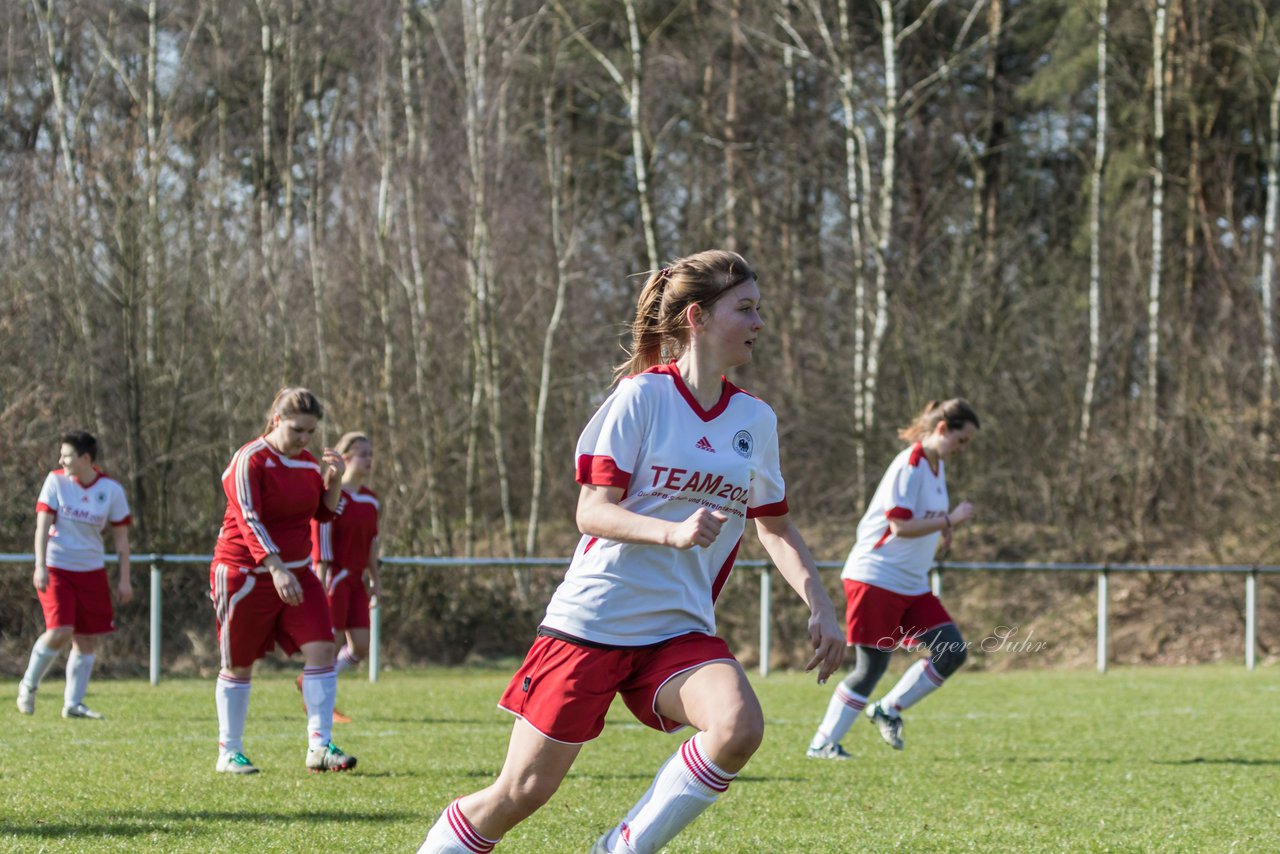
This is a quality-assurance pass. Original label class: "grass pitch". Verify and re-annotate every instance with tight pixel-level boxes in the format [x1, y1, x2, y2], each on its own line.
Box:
[4, 665, 1277, 852]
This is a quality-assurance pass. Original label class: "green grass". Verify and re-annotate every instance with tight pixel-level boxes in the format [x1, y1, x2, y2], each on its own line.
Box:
[4, 665, 1278, 852]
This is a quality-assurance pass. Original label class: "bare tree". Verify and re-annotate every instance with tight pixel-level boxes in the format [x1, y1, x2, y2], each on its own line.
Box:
[1080, 0, 1108, 445]
[1147, 0, 1167, 436]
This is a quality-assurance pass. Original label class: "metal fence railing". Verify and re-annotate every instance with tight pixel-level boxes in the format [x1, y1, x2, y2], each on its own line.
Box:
[3, 554, 1276, 684]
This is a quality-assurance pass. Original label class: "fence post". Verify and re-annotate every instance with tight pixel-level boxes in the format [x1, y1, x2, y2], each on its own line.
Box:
[369, 597, 381, 683]
[1096, 566, 1108, 674]
[759, 566, 772, 678]
[149, 556, 163, 686]
[930, 566, 942, 597]
[1246, 568, 1257, 672]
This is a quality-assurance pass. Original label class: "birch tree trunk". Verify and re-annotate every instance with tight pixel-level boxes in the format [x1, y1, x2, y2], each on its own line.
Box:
[526, 62, 573, 556]
[1259, 55, 1280, 440]
[400, 0, 447, 553]
[1080, 0, 1108, 445]
[1147, 0, 1166, 436]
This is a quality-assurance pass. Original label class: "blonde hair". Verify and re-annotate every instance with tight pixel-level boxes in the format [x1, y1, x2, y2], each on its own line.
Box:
[262, 387, 324, 434]
[336, 431, 371, 455]
[615, 249, 758, 380]
[898, 398, 980, 443]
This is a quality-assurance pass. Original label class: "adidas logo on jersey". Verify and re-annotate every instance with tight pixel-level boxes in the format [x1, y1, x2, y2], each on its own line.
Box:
[696, 436, 715, 452]
[264, 458, 277, 468]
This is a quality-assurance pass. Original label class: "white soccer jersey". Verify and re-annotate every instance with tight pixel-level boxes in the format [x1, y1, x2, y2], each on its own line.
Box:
[35, 468, 131, 572]
[841, 443, 948, 595]
[540, 363, 789, 646]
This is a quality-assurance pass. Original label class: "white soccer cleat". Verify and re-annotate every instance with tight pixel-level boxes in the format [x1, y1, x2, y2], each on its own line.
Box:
[306, 741, 357, 773]
[16, 683, 35, 715]
[216, 751, 260, 774]
[806, 741, 852, 760]
[865, 702, 904, 750]
[62, 702, 104, 720]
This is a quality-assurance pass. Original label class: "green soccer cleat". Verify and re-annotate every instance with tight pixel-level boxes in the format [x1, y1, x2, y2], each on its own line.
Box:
[62, 703, 103, 720]
[216, 751, 260, 774]
[866, 702, 904, 750]
[306, 741, 357, 773]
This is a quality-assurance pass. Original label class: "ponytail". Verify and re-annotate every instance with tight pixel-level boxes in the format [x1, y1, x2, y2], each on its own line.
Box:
[613, 251, 758, 382]
[898, 398, 979, 443]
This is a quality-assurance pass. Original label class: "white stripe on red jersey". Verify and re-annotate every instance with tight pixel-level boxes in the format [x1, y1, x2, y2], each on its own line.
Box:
[213, 438, 335, 570]
[310, 486, 379, 575]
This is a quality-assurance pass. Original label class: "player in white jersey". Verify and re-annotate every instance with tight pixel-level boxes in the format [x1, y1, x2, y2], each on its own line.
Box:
[419, 250, 844, 854]
[807, 399, 979, 757]
[17, 431, 133, 719]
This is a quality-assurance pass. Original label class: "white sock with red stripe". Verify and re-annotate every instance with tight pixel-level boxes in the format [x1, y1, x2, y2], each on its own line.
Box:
[879, 658, 946, 715]
[810, 682, 867, 748]
[418, 799, 500, 853]
[21, 641, 60, 691]
[216, 674, 251, 755]
[302, 665, 337, 748]
[602, 732, 734, 854]
[64, 650, 95, 708]
[334, 645, 360, 675]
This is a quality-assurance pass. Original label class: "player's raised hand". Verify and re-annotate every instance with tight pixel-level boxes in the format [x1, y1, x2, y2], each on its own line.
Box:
[949, 500, 976, 526]
[320, 448, 345, 489]
[804, 606, 846, 684]
[668, 508, 729, 550]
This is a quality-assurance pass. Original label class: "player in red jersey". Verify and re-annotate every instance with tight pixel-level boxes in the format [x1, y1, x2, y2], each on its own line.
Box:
[807, 399, 979, 757]
[418, 251, 845, 854]
[311, 431, 381, 686]
[17, 431, 132, 719]
[210, 387, 357, 775]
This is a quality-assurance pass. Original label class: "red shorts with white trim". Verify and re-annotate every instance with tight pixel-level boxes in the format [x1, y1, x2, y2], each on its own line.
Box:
[842, 579, 953, 650]
[211, 562, 336, 669]
[38, 567, 115, 634]
[325, 569, 370, 631]
[498, 632, 736, 744]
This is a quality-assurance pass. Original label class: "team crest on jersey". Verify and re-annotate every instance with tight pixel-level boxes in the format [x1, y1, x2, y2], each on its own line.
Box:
[733, 430, 753, 458]
[96, 492, 107, 504]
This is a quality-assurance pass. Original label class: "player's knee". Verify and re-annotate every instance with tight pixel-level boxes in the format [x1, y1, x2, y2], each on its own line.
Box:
[933, 643, 967, 678]
[45, 627, 73, 647]
[351, 640, 370, 660]
[502, 774, 561, 818]
[706, 704, 764, 763]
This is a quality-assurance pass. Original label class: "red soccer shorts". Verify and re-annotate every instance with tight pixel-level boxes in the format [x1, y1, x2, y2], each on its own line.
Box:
[38, 567, 115, 634]
[842, 578, 953, 650]
[211, 562, 336, 669]
[498, 632, 737, 744]
[325, 568, 370, 631]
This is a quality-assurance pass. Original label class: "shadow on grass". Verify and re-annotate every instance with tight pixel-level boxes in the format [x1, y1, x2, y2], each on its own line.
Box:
[1154, 757, 1280, 766]
[4, 808, 416, 841]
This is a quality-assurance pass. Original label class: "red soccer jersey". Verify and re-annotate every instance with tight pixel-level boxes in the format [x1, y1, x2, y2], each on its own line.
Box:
[310, 486, 380, 575]
[213, 437, 336, 571]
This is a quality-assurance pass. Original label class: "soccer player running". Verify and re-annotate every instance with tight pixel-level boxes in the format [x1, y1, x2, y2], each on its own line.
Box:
[418, 250, 844, 854]
[17, 431, 132, 719]
[210, 387, 356, 775]
[309, 431, 382, 695]
[807, 399, 979, 757]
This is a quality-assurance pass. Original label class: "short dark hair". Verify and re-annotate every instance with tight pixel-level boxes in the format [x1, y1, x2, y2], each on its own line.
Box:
[61, 430, 98, 461]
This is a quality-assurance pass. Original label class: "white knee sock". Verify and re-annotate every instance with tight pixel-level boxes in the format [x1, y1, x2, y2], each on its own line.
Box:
[602, 732, 735, 854]
[334, 645, 361, 675]
[64, 650, 95, 708]
[811, 682, 867, 748]
[879, 658, 946, 715]
[216, 674, 251, 755]
[418, 799, 500, 853]
[21, 641, 61, 691]
[302, 665, 337, 748]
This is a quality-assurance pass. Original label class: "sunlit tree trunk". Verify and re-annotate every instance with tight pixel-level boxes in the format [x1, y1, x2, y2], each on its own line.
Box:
[1080, 0, 1108, 445]
[1146, 0, 1166, 437]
